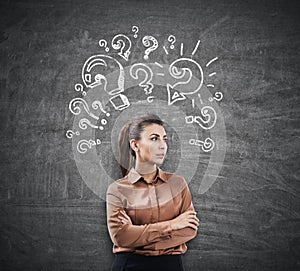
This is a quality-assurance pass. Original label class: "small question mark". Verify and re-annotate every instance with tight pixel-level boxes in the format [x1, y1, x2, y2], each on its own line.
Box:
[168, 35, 176, 49]
[74, 83, 86, 96]
[92, 100, 110, 130]
[99, 39, 109, 52]
[209, 91, 223, 102]
[142, 36, 158, 60]
[132, 26, 139, 38]
[66, 130, 80, 139]
[77, 139, 101, 154]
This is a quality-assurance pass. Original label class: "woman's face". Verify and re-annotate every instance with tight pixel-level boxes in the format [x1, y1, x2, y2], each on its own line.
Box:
[133, 123, 168, 165]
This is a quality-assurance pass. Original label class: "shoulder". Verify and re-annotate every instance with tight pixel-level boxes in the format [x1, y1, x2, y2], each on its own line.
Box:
[161, 170, 188, 190]
[107, 175, 130, 195]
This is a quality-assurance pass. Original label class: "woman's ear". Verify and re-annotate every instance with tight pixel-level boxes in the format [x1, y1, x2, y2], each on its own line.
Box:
[130, 139, 138, 152]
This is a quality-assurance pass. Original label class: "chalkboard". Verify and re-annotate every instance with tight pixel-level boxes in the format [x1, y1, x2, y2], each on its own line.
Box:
[1, 0, 299, 270]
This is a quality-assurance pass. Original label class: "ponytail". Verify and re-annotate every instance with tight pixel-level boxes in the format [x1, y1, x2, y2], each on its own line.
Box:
[118, 121, 133, 177]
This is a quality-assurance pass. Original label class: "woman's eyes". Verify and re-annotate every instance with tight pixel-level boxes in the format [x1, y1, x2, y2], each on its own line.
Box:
[150, 137, 168, 141]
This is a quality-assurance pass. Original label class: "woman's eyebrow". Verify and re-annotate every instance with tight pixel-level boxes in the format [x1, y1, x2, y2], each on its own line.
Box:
[149, 133, 167, 137]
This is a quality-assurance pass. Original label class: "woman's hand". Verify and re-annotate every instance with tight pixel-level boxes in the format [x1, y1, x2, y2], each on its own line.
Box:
[118, 209, 132, 225]
[170, 210, 199, 231]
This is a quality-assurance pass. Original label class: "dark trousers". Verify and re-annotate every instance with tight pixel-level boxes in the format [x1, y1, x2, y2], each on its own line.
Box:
[111, 252, 185, 271]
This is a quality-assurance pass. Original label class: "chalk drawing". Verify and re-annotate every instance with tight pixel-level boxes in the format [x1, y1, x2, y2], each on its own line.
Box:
[185, 106, 217, 130]
[163, 46, 169, 55]
[109, 94, 130, 111]
[198, 93, 203, 104]
[142, 36, 158, 60]
[206, 57, 218, 67]
[79, 118, 102, 130]
[82, 55, 124, 95]
[167, 57, 204, 105]
[155, 62, 163, 68]
[209, 91, 223, 102]
[67, 28, 226, 196]
[74, 83, 86, 96]
[132, 26, 139, 38]
[91, 100, 110, 117]
[98, 39, 110, 52]
[77, 139, 101, 154]
[168, 35, 176, 49]
[69, 97, 99, 120]
[147, 96, 155, 103]
[111, 34, 132, 61]
[180, 43, 184, 56]
[66, 130, 80, 139]
[191, 40, 201, 56]
[130, 63, 154, 94]
[189, 137, 215, 152]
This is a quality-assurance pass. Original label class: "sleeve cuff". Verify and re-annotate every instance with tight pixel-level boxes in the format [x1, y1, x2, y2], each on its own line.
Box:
[157, 221, 172, 238]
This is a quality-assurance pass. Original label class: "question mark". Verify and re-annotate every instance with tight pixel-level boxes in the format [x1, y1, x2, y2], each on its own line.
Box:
[129, 63, 154, 94]
[66, 130, 80, 139]
[74, 83, 86, 96]
[132, 26, 139, 38]
[92, 100, 110, 129]
[112, 34, 132, 61]
[77, 139, 101, 154]
[209, 91, 223, 102]
[168, 35, 176, 49]
[142, 36, 158, 60]
[99, 39, 109, 52]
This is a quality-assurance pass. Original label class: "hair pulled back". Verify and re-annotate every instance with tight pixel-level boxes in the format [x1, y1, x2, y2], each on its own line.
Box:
[118, 113, 164, 177]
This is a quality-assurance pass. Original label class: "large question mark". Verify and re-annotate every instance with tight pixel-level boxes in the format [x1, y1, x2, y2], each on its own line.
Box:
[132, 26, 139, 38]
[142, 35, 158, 60]
[111, 34, 132, 61]
[168, 35, 176, 49]
[167, 58, 204, 105]
[129, 63, 154, 94]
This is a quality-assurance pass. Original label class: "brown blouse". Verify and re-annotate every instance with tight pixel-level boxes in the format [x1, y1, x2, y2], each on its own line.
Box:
[106, 167, 197, 256]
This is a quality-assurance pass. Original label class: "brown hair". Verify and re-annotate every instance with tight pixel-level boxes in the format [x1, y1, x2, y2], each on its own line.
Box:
[118, 113, 164, 177]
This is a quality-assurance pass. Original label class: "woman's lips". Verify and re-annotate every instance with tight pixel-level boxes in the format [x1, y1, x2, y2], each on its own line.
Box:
[156, 154, 165, 158]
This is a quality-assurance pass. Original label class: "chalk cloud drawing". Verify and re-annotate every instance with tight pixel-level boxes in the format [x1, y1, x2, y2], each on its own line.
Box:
[111, 34, 132, 61]
[66, 25, 226, 197]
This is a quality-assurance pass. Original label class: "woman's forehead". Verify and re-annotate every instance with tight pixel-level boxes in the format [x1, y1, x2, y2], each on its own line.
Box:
[141, 124, 166, 135]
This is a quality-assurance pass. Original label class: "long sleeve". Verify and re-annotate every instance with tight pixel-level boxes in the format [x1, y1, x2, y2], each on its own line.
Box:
[106, 190, 173, 248]
[106, 168, 198, 255]
[142, 182, 197, 250]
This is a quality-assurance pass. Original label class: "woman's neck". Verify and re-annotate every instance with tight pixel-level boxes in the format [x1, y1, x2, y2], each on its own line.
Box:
[135, 163, 157, 183]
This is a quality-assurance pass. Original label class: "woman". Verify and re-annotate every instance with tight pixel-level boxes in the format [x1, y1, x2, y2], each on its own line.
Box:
[106, 114, 199, 271]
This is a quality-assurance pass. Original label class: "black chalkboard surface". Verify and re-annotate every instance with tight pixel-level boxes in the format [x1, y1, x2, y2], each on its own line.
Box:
[1, 0, 299, 270]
